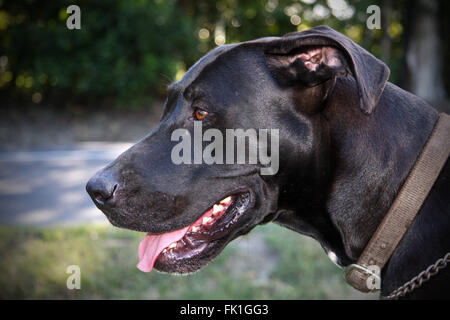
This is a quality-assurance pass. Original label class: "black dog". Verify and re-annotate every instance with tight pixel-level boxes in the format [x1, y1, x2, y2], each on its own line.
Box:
[87, 26, 449, 299]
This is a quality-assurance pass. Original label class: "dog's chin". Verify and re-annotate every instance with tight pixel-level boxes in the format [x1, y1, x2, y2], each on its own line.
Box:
[151, 192, 256, 274]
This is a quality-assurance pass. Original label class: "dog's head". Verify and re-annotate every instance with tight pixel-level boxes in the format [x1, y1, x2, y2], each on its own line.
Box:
[86, 26, 389, 273]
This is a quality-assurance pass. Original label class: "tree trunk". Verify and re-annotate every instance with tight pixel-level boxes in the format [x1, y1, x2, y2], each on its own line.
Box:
[403, 0, 447, 106]
[381, 0, 392, 63]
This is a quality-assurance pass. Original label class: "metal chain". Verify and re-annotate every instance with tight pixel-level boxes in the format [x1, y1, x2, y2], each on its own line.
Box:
[386, 252, 450, 299]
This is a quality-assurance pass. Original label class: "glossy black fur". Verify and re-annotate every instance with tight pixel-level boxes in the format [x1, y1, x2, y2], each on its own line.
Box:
[86, 26, 449, 298]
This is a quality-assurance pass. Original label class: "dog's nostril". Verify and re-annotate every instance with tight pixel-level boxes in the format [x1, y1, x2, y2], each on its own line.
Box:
[86, 175, 118, 206]
[93, 192, 108, 205]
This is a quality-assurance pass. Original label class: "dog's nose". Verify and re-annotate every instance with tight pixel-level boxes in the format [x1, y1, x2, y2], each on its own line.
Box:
[86, 174, 118, 206]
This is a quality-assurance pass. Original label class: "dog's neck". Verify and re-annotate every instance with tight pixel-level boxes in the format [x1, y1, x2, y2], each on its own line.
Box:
[274, 77, 448, 296]
[324, 78, 450, 296]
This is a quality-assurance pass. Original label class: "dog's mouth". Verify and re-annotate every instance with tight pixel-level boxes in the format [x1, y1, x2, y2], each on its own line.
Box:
[137, 192, 251, 273]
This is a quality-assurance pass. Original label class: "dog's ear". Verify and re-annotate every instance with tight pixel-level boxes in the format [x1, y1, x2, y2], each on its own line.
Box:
[263, 26, 390, 114]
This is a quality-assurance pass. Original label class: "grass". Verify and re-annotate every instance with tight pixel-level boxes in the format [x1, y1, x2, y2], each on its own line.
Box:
[0, 223, 376, 299]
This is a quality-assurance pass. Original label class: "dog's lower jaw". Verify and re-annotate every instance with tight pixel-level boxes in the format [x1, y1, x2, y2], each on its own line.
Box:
[150, 192, 258, 273]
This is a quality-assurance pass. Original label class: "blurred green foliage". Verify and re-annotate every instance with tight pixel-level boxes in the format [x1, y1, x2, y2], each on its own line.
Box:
[0, 0, 199, 107]
[0, 223, 374, 299]
[0, 0, 413, 108]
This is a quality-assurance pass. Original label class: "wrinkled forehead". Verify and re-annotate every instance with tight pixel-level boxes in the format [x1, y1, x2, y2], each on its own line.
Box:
[168, 44, 239, 95]
[162, 37, 281, 118]
[167, 35, 280, 93]
[161, 44, 242, 119]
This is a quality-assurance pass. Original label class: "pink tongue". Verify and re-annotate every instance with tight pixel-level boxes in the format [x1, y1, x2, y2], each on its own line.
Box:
[137, 226, 189, 272]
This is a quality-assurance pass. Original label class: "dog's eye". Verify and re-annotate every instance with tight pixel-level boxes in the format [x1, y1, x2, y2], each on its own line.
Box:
[194, 108, 208, 120]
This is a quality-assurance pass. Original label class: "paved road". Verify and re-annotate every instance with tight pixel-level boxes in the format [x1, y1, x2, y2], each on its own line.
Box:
[0, 142, 133, 226]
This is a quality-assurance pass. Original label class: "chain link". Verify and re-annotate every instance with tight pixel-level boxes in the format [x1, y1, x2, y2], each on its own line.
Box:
[386, 252, 450, 299]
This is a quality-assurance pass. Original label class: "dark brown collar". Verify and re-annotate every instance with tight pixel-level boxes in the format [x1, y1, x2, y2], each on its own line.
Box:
[344, 113, 450, 293]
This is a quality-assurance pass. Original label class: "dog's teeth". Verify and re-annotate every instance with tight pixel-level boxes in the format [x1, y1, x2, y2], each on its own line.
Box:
[213, 204, 224, 214]
[202, 217, 212, 225]
[192, 226, 199, 232]
[168, 242, 177, 249]
[220, 196, 232, 205]
[162, 248, 167, 253]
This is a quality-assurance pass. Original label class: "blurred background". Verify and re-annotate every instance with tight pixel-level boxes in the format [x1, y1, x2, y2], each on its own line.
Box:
[0, 0, 448, 299]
